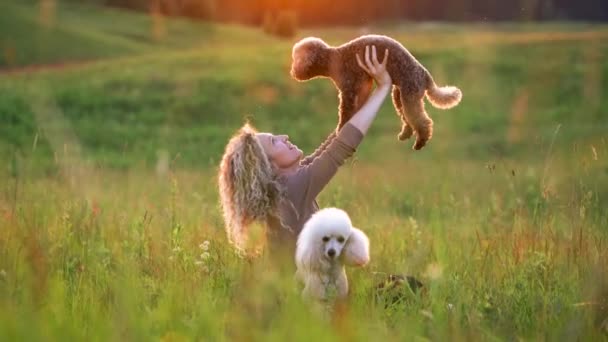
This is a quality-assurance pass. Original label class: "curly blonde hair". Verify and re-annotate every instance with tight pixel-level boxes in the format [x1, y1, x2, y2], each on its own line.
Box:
[218, 123, 285, 251]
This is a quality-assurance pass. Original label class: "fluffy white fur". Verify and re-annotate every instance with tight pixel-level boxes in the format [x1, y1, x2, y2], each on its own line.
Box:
[295, 208, 370, 302]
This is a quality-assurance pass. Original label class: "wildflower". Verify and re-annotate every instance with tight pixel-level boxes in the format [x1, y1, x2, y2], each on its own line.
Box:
[91, 200, 101, 217]
[200, 252, 210, 260]
[447, 303, 454, 311]
[409, 216, 422, 245]
[199, 240, 210, 251]
[408, 216, 418, 230]
[172, 246, 182, 253]
[420, 310, 434, 320]
[591, 145, 598, 161]
[425, 262, 443, 280]
[195, 260, 204, 266]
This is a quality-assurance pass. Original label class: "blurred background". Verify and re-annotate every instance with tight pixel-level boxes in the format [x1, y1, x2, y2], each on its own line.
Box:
[1, 0, 606, 170]
[56, 0, 608, 25]
[0, 0, 607, 340]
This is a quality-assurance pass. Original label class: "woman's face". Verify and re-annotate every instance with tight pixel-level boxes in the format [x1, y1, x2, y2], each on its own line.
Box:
[256, 133, 303, 170]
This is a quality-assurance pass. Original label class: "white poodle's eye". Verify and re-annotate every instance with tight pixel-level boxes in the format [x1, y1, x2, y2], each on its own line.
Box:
[322, 236, 329, 242]
[337, 236, 345, 243]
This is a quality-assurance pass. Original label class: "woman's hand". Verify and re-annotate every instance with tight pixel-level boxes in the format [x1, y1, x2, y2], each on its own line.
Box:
[347, 45, 392, 135]
[356, 45, 391, 88]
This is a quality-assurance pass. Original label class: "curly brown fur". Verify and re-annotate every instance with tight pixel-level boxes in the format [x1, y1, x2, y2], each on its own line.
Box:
[290, 35, 462, 150]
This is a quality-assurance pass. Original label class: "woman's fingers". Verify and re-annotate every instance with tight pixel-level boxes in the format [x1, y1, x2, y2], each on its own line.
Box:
[366, 46, 378, 73]
[372, 45, 380, 65]
[365, 45, 372, 70]
[356, 53, 371, 74]
[359, 45, 389, 76]
[382, 49, 389, 66]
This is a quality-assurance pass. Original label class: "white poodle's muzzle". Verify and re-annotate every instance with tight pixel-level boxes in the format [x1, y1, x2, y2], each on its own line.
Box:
[324, 239, 345, 260]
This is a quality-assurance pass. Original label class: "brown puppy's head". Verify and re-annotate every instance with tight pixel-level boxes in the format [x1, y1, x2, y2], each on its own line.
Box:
[290, 37, 330, 81]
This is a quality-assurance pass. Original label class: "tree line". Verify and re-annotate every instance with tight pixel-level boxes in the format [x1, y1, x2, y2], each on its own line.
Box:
[91, 0, 608, 24]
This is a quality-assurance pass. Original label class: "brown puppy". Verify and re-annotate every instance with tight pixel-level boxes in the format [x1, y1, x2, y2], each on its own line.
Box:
[290, 35, 462, 150]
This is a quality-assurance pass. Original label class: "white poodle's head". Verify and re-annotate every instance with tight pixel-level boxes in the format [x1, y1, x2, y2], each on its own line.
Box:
[296, 207, 372, 275]
[297, 208, 352, 263]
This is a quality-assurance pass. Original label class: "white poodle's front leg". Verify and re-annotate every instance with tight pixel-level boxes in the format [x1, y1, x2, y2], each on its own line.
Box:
[295, 268, 305, 284]
[336, 268, 349, 299]
[302, 273, 329, 301]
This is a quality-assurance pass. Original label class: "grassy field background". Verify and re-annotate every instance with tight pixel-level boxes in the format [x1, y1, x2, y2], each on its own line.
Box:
[1, 0, 608, 340]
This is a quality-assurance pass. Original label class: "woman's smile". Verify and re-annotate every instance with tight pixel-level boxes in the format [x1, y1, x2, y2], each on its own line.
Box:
[256, 132, 303, 171]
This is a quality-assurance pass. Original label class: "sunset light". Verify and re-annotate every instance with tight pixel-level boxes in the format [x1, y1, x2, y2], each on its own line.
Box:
[1, 0, 607, 339]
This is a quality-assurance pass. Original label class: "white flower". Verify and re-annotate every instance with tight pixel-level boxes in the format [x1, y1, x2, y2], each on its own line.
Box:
[195, 261, 204, 266]
[447, 303, 454, 311]
[200, 252, 210, 260]
[408, 216, 418, 230]
[172, 246, 182, 253]
[420, 310, 434, 320]
[199, 241, 210, 251]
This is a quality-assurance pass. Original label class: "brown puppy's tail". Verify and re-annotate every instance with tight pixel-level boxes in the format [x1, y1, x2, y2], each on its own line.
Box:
[425, 73, 462, 109]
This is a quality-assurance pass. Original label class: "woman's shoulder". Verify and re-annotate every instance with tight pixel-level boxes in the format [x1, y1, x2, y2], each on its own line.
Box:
[282, 166, 309, 188]
[280, 166, 313, 199]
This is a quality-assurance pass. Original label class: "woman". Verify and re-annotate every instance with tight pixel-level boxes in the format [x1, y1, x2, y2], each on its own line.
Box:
[218, 45, 391, 255]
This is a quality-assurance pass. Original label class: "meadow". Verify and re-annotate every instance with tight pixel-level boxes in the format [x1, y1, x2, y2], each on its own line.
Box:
[1, 1, 608, 340]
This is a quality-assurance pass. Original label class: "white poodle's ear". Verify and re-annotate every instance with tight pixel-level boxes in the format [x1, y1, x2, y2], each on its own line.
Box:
[342, 227, 370, 267]
[295, 233, 322, 272]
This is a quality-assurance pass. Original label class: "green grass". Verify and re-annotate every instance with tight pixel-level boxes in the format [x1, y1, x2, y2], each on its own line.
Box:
[1, 1, 608, 340]
[0, 0, 260, 68]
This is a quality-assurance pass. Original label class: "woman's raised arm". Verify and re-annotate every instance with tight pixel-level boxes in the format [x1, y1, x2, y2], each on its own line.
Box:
[347, 45, 392, 135]
[299, 131, 337, 166]
[289, 45, 392, 202]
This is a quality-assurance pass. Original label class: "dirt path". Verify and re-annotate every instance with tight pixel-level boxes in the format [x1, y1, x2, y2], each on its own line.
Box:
[0, 60, 97, 76]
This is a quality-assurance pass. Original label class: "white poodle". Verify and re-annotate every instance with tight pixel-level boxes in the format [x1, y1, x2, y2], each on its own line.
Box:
[295, 208, 370, 302]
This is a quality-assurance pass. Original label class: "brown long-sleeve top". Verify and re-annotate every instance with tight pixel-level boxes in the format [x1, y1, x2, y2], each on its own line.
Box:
[266, 123, 364, 254]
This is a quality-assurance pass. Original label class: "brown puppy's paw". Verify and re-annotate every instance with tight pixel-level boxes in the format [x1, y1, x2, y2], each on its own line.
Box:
[398, 126, 413, 141]
[412, 120, 432, 150]
[413, 138, 427, 150]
